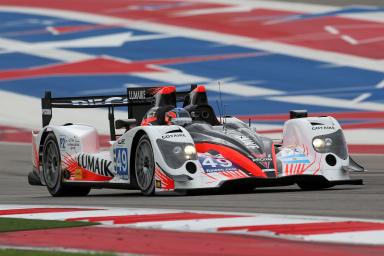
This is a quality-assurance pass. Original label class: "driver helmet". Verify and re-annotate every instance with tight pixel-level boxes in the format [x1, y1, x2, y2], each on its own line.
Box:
[165, 108, 192, 126]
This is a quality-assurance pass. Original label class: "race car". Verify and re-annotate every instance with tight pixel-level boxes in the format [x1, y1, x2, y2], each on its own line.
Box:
[28, 85, 365, 196]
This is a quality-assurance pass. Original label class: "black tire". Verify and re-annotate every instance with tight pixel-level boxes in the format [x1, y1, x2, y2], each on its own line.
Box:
[42, 133, 90, 197]
[134, 135, 155, 196]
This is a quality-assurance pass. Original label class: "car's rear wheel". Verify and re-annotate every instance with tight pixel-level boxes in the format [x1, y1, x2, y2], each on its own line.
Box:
[135, 135, 155, 196]
[42, 133, 90, 197]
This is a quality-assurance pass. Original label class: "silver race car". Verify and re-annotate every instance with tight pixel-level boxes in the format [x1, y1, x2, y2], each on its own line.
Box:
[29, 85, 364, 196]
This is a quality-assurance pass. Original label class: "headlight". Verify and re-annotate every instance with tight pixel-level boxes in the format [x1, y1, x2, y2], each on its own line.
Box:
[313, 138, 333, 149]
[173, 146, 183, 155]
[313, 138, 325, 149]
[184, 145, 196, 155]
[311, 130, 348, 160]
[157, 139, 197, 169]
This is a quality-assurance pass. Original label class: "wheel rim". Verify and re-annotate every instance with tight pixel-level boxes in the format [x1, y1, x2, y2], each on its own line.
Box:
[135, 139, 154, 191]
[43, 141, 60, 188]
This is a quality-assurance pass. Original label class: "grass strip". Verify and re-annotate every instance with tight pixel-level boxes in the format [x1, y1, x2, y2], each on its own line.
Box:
[0, 218, 97, 233]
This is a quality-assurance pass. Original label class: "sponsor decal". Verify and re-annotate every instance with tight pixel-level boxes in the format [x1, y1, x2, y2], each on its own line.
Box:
[128, 90, 146, 100]
[67, 137, 81, 149]
[59, 135, 66, 149]
[117, 138, 126, 145]
[252, 153, 273, 169]
[77, 154, 113, 177]
[165, 128, 183, 134]
[312, 126, 335, 131]
[284, 159, 310, 164]
[71, 88, 159, 106]
[71, 97, 128, 106]
[73, 168, 83, 179]
[254, 156, 273, 162]
[62, 154, 113, 181]
[281, 153, 311, 164]
[59, 135, 81, 150]
[199, 154, 238, 173]
[161, 133, 186, 139]
[115, 148, 129, 179]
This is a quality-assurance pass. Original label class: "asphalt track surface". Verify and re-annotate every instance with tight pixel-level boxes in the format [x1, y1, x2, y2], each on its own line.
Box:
[0, 143, 382, 219]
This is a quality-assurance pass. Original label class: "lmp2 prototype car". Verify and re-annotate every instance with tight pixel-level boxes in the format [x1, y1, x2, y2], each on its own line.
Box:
[28, 85, 364, 196]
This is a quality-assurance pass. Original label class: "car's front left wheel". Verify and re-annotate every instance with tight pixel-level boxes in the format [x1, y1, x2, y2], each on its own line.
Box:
[134, 135, 155, 196]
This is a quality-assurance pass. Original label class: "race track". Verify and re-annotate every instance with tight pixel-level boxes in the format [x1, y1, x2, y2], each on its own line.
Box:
[1, 143, 382, 219]
[0, 1, 383, 252]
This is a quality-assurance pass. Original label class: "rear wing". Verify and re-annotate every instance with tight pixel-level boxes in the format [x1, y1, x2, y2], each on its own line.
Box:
[42, 85, 197, 140]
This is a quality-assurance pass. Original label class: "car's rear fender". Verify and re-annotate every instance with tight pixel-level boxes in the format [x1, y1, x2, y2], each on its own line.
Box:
[35, 124, 99, 167]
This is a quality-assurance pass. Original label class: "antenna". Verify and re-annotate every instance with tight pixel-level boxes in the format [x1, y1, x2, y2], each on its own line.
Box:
[216, 100, 222, 123]
[218, 81, 224, 124]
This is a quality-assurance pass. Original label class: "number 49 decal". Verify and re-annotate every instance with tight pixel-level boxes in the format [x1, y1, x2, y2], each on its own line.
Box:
[200, 156, 237, 173]
[201, 157, 232, 168]
[115, 148, 129, 179]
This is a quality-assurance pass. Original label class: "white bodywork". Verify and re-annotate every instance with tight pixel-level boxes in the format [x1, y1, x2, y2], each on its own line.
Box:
[32, 115, 361, 193]
[279, 116, 350, 181]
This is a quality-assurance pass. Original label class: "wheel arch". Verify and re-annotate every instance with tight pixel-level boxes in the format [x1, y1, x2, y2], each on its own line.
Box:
[129, 129, 147, 187]
[38, 128, 56, 164]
